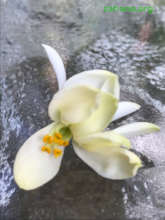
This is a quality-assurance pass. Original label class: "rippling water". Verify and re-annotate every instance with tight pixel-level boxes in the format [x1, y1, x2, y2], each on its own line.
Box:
[1, 0, 165, 219]
[67, 28, 165, 219]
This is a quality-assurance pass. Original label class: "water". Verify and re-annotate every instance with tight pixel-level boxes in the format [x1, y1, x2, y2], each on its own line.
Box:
[66, 28, 165, 219]
[1, 0, 165, 219]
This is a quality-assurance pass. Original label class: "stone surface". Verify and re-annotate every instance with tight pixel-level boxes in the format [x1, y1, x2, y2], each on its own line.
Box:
[0, 0, 165, 220]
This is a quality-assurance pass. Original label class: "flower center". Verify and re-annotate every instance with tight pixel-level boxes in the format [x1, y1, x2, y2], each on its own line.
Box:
[41, 124, 72, 158]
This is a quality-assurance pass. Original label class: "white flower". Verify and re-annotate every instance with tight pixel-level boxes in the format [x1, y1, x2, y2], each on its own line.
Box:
[13, 45, 160, 190]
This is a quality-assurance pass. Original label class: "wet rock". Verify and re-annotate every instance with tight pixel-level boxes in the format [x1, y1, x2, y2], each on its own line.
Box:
[1, 0, 165, 220]
[67, 29, 165, 219]
[2, 0, 164, 71]
[0, 57, 57, 210]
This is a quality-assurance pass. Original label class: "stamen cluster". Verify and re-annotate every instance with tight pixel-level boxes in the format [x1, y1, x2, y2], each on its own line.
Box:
[41, 132, 69, 158]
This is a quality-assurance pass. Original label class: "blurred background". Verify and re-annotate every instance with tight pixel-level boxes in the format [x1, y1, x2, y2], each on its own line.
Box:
[0, 0, 165, 219]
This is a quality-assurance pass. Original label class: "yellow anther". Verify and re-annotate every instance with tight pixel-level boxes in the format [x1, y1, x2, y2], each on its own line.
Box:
[54, 137, 64, 146]
[53, 148, 62, 158]
[54, 137, 60, 145]
[54, 132, 62, 139]
[41, 146, 51, 154]
[43, 135, 54, 144]
[63, 140, 69, 147]
[58, 139, 65, 146]
[53, 137, 69, 146]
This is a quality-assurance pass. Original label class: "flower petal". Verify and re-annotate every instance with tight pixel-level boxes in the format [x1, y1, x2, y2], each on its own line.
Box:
[42, 44, 66, 90]
[63, 70, 120, 99]
[48, 86, 101, 125]
[75, 130, 131, 150]
[112, 122, 160, 138]
[73, 142, 142, 180]
[112, 102, 141, 122]
[70, 92, 118, 137]
[14, 123, 64, 190]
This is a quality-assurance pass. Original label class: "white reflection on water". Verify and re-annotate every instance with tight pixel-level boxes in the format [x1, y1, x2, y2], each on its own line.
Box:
[0, 79, 23, 207]
[0, 155, 15, 207]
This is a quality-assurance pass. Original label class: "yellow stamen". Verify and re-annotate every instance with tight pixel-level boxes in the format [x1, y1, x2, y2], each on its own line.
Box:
[54, 132, 62, 139]
[43, 135, 54, 144]
[58, 139, 65, 146]
[54, 137, 63, 146]
[53, 137, 69, 146]
[54, 137, 60, 145]
[41, 146, 51, 154]
[53, 148, 62, 158]
[63, 140, 69, 147]
[41, 125, 71, 158]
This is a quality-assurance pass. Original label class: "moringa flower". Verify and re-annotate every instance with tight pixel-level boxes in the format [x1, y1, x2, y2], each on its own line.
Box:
[13, 45, 160, 190]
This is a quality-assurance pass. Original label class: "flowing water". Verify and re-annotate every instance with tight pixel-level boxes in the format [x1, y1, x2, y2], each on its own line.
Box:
[1, 0, 165, 219]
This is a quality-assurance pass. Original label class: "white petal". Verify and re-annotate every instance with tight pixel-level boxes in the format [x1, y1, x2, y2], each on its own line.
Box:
[73, 142, 142, 180]
[14, 123, 64, 190]
[70, 92, 118, 137]
[75, 130, 131, 150]
[48, 85, 101, 125]
[112, 122, 160, 138]
[63, 69, 120, 99]
[112, 101, 141, 122]
[42, 44, 66, 90]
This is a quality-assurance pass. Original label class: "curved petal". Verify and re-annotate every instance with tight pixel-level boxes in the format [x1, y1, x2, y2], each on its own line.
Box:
[75, 130, 131, 150]
[63, 70, 120, 99]
[14, 123, 64, 190]
[73, 142, 142, 180]
[48, 85, 101, 125]
[112, 102, 141, 122]
[42, 44, 66, 90]
[70, 92, 118, 137]
[112, 122, 160, 138]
